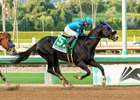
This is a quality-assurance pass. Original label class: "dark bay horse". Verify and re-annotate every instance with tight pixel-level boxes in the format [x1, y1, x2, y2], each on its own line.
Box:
[12, 22, 119, 87]
[0, 32, 17, 85]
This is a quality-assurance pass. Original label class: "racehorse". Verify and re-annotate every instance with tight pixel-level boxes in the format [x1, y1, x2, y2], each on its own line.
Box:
[0, 32, 17, 85]
[11, 22, 119, 87]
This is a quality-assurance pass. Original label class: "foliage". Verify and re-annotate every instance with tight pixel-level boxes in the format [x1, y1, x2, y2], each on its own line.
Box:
[111, 2, 121, 13]
[0, 4, 1, 16]
[127, 16, 140, 29]
[6, 0, 13, 9]
[81, 1, 92, 14]
[106, 6, 117, 18]
[135, 4, 140, 13]
[18, 16, 35, 31]
[97, 3, 107, 12]
[127, 0, 137, 13]
[55, 21, 67, 31]
[107, 18, 122, 29]
[44, 16, 54, 31]
[0, 0, 140, 31]
[0, 20, 13, 31]
[65, 2, 79, 14]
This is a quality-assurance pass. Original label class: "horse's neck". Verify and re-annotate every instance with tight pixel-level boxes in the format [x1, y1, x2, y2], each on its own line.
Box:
[86, 37, 101, 51]
[86, 29, 101, 52]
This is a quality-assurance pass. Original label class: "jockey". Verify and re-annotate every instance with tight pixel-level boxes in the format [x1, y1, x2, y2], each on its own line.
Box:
[64, 17, 92, 48]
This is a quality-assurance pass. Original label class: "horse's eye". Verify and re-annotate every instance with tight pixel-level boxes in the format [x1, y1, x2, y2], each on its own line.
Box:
[8, 40, 11, 42]
[112, 32, 116, 35]
[107, 27, 111, 30]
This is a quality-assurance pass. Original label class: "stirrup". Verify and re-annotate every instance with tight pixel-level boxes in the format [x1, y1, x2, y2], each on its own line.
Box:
[66, 44, 71, 48]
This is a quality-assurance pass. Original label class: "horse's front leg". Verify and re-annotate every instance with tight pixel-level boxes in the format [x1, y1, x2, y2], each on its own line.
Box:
[0, 70, 10, 85]
[89, 59, 106, 88]
[74, 61, 91, 80]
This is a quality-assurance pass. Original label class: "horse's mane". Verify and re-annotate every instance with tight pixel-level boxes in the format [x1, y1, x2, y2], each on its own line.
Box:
[0, 32, 11, 37]
[88, 25, 102, 36]
[70, 25, 102, 40]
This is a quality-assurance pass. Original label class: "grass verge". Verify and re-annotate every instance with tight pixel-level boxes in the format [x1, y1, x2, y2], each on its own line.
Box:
[0, 73, 93, 85]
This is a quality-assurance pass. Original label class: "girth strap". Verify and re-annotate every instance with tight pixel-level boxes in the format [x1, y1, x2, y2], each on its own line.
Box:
[67, 54, 74, 64]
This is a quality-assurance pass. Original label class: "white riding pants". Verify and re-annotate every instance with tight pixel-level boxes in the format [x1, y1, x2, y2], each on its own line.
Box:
[64, 25, 78, 38]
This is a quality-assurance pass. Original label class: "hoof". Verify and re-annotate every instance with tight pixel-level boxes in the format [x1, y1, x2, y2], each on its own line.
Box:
[62, 80, 74, 88]
[69, 84, 74, 88]
[68, 82, 74, 87]
[74, 75, 81, 80]
[102, 82, 106, 88]
[102, 76, 106, 88]
[6, 84, 20, 91]
[62, 80, 66, 87]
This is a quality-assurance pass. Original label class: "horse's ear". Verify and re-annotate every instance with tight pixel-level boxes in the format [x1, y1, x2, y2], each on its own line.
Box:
[2, 31, 7, 34]
[100, 21, 106, 25]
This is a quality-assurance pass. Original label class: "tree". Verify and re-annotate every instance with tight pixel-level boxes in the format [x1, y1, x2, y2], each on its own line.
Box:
[17, 6, 26, 20]
[65, 2, 79, 14]
[79, 0, 84, 19]
[81, 1, 92, 14]
[92, 0, 99, 29]
[127, 0, 136, 13]
[50, 7, 72, 30]
[135, 3, 140, 13]
[44, 16, 54, 31]
[107, 18, 122, 29]
[0, 4, 2, 17]
[56, 21, 66, 31]
[127, 16, 140, 29]
[106, 6, 117, 18]
[18, 16, 35, 31]
[6, 0, 13, 9]
[23, 0, 55, 31]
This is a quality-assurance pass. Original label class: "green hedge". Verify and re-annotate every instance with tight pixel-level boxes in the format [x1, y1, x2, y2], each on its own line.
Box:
[9, 30, 140, 43]
[9, 31, 66, 43]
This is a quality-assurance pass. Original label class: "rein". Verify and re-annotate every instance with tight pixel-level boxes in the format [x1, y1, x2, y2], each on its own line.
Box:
[78, 35, 101, 49]
[88, 35, 101, 39]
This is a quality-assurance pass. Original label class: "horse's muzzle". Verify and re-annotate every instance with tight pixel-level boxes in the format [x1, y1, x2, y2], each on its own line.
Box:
[9, 43, 15, 48]
[115, 35, 119, 41]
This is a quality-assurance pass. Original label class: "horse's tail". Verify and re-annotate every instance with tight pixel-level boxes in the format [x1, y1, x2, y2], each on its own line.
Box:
[11, 44, 37, 64]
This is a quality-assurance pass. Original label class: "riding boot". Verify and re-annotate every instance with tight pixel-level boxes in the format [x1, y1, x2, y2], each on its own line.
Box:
[66, 36, 76, 48]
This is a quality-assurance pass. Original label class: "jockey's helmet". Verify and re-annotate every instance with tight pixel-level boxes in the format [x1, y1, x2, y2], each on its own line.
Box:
[85, 17, 92, 25]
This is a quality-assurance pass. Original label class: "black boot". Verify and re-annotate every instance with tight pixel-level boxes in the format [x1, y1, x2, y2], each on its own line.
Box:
[66, 36, 76, 48]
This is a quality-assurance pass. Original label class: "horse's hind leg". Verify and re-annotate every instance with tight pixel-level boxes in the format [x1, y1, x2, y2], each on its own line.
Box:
[37, 50, 71, 86]
[47, 62, 71, 86]
[53, 59, 72, 87]
[74, 61, 91, 80]
[0, 70, 10, 85]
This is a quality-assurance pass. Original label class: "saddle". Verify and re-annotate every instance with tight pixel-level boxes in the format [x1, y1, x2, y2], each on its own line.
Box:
[52, 35, 76, 54]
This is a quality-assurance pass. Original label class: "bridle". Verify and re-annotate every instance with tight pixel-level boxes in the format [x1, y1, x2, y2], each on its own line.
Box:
[0, 33, 14, 51]
[0, 34, 10, 45]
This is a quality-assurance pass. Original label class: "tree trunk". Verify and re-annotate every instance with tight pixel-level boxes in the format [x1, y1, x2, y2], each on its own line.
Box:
[92, 0, 98, 29]
[79, 0, 84, 20]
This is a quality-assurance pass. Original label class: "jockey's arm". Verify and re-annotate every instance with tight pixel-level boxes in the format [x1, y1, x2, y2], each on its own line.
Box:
[76, 24, 86, 36]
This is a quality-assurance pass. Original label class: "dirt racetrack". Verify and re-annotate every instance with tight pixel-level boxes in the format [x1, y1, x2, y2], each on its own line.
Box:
[0, 85, 140, 100]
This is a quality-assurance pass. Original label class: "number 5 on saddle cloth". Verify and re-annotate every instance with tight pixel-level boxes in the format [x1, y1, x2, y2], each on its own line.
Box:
[52, 35, 76, 54]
